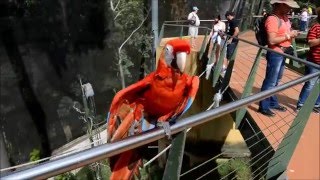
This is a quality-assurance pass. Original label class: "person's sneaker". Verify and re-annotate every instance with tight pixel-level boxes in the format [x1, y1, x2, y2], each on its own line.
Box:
[258, 109, 276, 117]
[220, 65, 227, 76]
[270, 105, 287, 112]
[295, 106, 302, 113]
[313, 106, 320, 114]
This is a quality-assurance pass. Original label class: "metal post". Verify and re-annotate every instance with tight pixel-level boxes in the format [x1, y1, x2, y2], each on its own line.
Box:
[267, 80, 320, 179]
[235, 48, 263, 127]
[152, 0, 158, 50]
[0, 135, 10, 170]
[152, 0, 158, 71]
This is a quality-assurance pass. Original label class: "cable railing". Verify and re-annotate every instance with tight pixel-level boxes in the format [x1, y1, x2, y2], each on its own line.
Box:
[2, 21, 320, 180]
[2, 71, 318, 179]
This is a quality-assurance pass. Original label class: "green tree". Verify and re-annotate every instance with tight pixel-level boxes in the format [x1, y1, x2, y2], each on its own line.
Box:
[106, 0, 152, 89]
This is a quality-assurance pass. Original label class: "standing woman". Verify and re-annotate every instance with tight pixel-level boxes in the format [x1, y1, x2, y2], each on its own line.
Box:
[209, 15, 226, 64]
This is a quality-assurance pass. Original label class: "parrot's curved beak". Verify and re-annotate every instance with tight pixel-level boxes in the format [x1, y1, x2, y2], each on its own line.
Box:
[176, 52, 187, 72]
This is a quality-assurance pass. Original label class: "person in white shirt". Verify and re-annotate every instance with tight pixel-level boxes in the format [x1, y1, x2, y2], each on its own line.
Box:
[300, 8, 308, 31]
[188, 6, 200, 48]
[209, 15, 226, 64]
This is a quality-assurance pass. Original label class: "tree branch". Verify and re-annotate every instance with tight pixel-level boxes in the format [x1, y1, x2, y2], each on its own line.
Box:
[114, 0, 121, 11]
[114, 9, 125, 20]
[118, 8, 151, 89]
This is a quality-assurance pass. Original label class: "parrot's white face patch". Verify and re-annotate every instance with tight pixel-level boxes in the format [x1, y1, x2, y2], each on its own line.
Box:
[176, 52, 187, 72]
[165, 44, 174, 65]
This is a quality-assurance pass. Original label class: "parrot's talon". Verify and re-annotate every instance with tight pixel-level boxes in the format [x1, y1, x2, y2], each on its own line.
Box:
[158, 122, 172, 139]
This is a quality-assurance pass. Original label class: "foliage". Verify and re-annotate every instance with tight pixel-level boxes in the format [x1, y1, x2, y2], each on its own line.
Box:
[53, 161, 111, 180]
[295, 0, 319, 8]
[106, 0, 152, 87]
[29, 148, 41, 162]
[217, 158, 252, 180]
[54, 172, 76, 180]
[140, 161, 164, 180]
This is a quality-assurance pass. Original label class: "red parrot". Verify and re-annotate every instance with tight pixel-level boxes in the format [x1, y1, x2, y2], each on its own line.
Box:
[106, 38, 199, 180]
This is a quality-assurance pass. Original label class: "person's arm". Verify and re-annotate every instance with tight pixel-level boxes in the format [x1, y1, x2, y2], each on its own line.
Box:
[267, 30, 298, 45]
[307, 26, 320, 47]
[227, 27, 239, 43]
[308, 38, 320, 47]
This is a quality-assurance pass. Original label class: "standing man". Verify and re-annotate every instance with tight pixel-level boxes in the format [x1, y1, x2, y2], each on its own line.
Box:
[225, 11, 239, 62]
[296, 7, 320, 113]
[258, 0, 299, 117]
[188, 6, 200, 49]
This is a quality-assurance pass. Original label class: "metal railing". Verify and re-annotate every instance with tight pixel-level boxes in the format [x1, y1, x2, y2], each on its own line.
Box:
[2, 21, 320, 180]
[2, 70, 319, 179]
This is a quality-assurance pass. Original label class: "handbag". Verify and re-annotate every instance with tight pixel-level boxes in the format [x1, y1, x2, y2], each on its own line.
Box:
[189, 14, 196, 25]
[280, 46, 294, 55]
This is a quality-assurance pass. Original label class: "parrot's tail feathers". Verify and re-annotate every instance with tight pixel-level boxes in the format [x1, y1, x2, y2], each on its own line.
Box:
[109, 150, 142, 180]
[111, 112, 135, 142]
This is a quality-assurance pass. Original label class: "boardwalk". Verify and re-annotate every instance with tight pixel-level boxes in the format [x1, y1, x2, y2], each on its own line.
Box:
[158, 33, 319, 179]
[230, 31, 319, 179]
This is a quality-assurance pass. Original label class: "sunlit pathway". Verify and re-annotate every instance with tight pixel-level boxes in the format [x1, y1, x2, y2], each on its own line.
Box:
[230, 31, 319, 179]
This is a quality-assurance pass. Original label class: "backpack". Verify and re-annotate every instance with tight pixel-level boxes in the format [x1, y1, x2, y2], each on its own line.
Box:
[189, 13, 196, 25]
[254, 14, 281, 46]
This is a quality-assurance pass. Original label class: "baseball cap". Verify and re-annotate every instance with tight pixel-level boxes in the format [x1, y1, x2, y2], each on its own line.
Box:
[270, 0, 300, 8]
[193, 6, 199, 11]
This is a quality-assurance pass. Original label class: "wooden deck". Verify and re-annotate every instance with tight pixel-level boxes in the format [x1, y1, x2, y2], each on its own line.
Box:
[231, 31, 319, 179]
[159, 33, 319, 179]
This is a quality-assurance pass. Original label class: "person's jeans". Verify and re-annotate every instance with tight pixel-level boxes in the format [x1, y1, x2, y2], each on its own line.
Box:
[297, 63, 320, 107]
[259, 51, 286, 110]
[226, 41, 238, 60]
[300, 21, 307, 31]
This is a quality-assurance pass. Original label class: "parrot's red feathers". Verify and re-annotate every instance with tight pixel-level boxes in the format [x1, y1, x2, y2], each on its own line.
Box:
[166, 39, 191, 55]
[107, 38, 199, 180]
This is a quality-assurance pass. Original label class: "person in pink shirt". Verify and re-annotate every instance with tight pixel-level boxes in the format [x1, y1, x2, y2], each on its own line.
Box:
[258, 0, 299, 117]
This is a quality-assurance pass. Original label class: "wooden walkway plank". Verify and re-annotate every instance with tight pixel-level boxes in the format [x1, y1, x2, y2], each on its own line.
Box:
[231, 31, 319, 179]
[159, 33, 319, 179]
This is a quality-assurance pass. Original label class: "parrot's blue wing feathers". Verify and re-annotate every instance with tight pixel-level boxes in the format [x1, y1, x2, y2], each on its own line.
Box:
[182, 97, 194, 115]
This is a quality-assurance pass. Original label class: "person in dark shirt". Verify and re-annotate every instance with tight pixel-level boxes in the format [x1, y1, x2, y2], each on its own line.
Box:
[225, 11, 239, 61]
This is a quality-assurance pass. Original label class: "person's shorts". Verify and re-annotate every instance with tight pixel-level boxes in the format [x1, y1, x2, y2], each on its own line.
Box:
[212, 33, 226, 46]
[188, 26, 199, 38]
[211, 32, 221, 45]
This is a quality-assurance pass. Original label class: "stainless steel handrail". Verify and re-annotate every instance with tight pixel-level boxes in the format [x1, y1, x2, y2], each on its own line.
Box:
[2, 71, 319, 180]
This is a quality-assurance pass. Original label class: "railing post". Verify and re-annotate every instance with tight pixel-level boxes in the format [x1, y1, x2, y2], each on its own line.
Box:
[292, 38, 298, 58]
[212, 38, 228, 87]
[199, 29, 209, 60]
[158, 24, 165, 47]
[163, 130, 187, 180]
[266, 80, 320, 179]
[209, 42, 217, 64]
[179, 25, 184, 39]
[235, 48, 264, 127]
[221, 42, 239, 90]
[291, 38, 302, 69]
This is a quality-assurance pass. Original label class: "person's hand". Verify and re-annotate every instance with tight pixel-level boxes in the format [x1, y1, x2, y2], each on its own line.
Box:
[227, 38, 232, 44]
[290, 30, 299, 38]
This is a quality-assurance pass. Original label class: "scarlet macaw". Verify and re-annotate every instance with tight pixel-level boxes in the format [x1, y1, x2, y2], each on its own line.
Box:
[106, 38, 199, 180]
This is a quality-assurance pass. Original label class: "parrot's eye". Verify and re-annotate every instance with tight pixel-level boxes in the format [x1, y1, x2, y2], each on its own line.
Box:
[165, 45, 174, 65]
